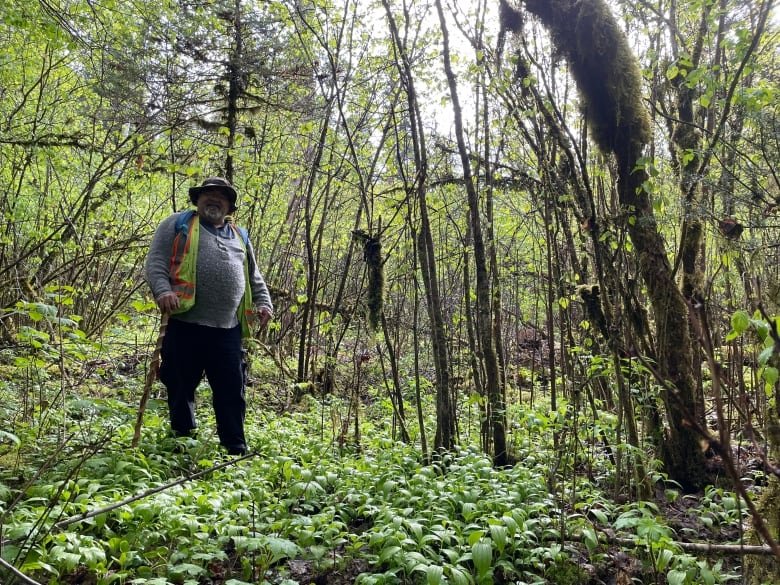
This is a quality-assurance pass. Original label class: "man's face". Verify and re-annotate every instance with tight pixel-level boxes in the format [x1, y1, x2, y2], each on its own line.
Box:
[196, 190, 231, 225]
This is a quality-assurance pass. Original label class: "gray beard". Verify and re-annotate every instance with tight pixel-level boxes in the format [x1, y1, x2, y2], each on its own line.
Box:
[200, 206, 225, 224]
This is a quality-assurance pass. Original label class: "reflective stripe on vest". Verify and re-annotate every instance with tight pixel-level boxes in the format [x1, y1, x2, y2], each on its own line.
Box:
[169, 213, 199, 308]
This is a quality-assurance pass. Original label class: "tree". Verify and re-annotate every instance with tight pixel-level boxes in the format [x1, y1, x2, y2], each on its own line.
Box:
[513, 0, 711, 490]
[383, 0, 456, 453]
[435, 0, 508, 465]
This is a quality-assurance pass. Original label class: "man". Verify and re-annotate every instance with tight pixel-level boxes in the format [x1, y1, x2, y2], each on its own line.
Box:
[145, 177, 273, 455]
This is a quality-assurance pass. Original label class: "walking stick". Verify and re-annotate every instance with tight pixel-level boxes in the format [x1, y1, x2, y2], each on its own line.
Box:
[132, 312, 169, 447]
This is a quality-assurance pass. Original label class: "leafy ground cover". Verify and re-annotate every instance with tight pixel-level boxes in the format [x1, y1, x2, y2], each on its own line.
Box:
[0, 386, 757, 585]
[0, 317, 765, 585]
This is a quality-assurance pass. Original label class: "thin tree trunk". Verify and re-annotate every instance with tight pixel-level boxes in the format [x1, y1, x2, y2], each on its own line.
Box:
[383, 0, 455, 452]
[296, 104, 333, 382]
[435, 0, 506, 465]
[224, 0, 242, 182]
[380, 311, 411, 442]
[411, 233, 429, 462]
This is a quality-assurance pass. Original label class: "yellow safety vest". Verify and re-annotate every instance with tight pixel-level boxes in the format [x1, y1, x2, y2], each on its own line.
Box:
[168, 212, 253, 338]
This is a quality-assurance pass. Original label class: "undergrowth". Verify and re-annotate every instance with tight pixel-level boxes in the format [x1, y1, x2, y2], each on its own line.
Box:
[0, 393, 748, 585]
[0, 310, 756, 585]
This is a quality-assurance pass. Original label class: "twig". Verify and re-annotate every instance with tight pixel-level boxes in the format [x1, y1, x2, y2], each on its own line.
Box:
[0, 556, 43, 585]
[686, 303, 780, 557]
[131, 312, 169, 447]
[54, 450, 256, 530]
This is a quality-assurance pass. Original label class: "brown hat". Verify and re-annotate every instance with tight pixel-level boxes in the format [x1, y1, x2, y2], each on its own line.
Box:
[189, 177, 238, 211]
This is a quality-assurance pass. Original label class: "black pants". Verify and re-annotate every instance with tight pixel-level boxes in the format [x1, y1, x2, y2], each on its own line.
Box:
[159, 318, 247, 453]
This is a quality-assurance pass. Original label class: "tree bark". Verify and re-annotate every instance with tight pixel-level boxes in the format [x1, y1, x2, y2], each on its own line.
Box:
[383, 0, 455, 452]
[517, 0, 709, 490]
[436, 0, 506, 465]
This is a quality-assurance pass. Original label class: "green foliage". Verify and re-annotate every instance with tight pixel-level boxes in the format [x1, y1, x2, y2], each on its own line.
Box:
[726, 309, 779, 395]
[0, 0, 775, 583]
[0, 368, 747, 585]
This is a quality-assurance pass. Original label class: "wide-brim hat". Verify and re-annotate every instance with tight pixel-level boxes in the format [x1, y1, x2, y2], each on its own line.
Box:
[189, 177, 238, 211]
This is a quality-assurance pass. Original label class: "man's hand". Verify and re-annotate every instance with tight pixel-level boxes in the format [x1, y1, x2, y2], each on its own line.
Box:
[156, 292, 180, 314]
[253, 306, 273, 329]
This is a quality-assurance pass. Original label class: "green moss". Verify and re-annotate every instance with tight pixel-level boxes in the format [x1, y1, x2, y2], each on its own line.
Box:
[353, 229, 383, 331]
[520, 0, 651, 165]
[543, 556, 590, 585]
[744, 475, 780, 584]
[364, 236, 383, 331]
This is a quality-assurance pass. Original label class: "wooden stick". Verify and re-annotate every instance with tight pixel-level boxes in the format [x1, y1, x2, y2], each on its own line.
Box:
[131, 312, 169, 448]
[565, 531, 776, 556]
[0, 557, 44, 585]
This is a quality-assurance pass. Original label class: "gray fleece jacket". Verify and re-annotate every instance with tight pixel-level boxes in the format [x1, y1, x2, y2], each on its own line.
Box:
[145, 211, 273, 329]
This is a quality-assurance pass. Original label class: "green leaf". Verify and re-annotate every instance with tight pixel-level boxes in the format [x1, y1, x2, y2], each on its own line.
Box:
[667, 569, 688, 585]
[472, 539, 492, 577]
[656, 548, 674, 572]
[0, 430, 20, 447]
[447, 565, 472, 585]
[489, 524, 507, 553]
[763, 366, 779, 386]
[426, 564, 443, 585]
[379, 545, 401, 563]
[501, 515, 518, 536]
[753, 319, 770, 342]
[758, 347, 774, 366]
[582, 527, 598, 553]
[266, 536, 299, 562]
[730, 311, 750, 334]
[467, 529, 484, 546]
[169, 563, 207, 578]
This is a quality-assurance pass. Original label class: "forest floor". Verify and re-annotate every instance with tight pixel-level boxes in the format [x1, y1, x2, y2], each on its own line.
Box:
[0, 352, 775, 585]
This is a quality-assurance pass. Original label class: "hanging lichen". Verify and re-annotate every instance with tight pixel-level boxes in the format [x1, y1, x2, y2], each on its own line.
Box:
[352, 229, 384, 331]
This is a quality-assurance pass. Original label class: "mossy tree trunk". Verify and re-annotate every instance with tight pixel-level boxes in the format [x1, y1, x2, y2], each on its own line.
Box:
[516, 0, 710, 490]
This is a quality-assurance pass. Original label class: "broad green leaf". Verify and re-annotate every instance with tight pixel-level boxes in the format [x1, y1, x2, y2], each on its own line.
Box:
[655, 548, 674, 572]
[489, 524, 507, 553]
[590, 508, 609, 524]
[472, 539, 492, 577]
[266, 536, 299, 562]
[581, 527, 598, 553]
[447, 565, 473, 585]
[667, 569, 687, 585]
[730, 311, 750, 334]
[0, 430, 20, 446]
[758, 347, 775, 366]
[379, 545, 401, 563]
[467, 529, 484, 546]
[426, 564, 443, 585]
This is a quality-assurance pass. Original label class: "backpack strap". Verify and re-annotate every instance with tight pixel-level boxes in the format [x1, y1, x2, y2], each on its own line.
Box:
[234, 225, 249, 248]
[174, 209, 197, 236]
